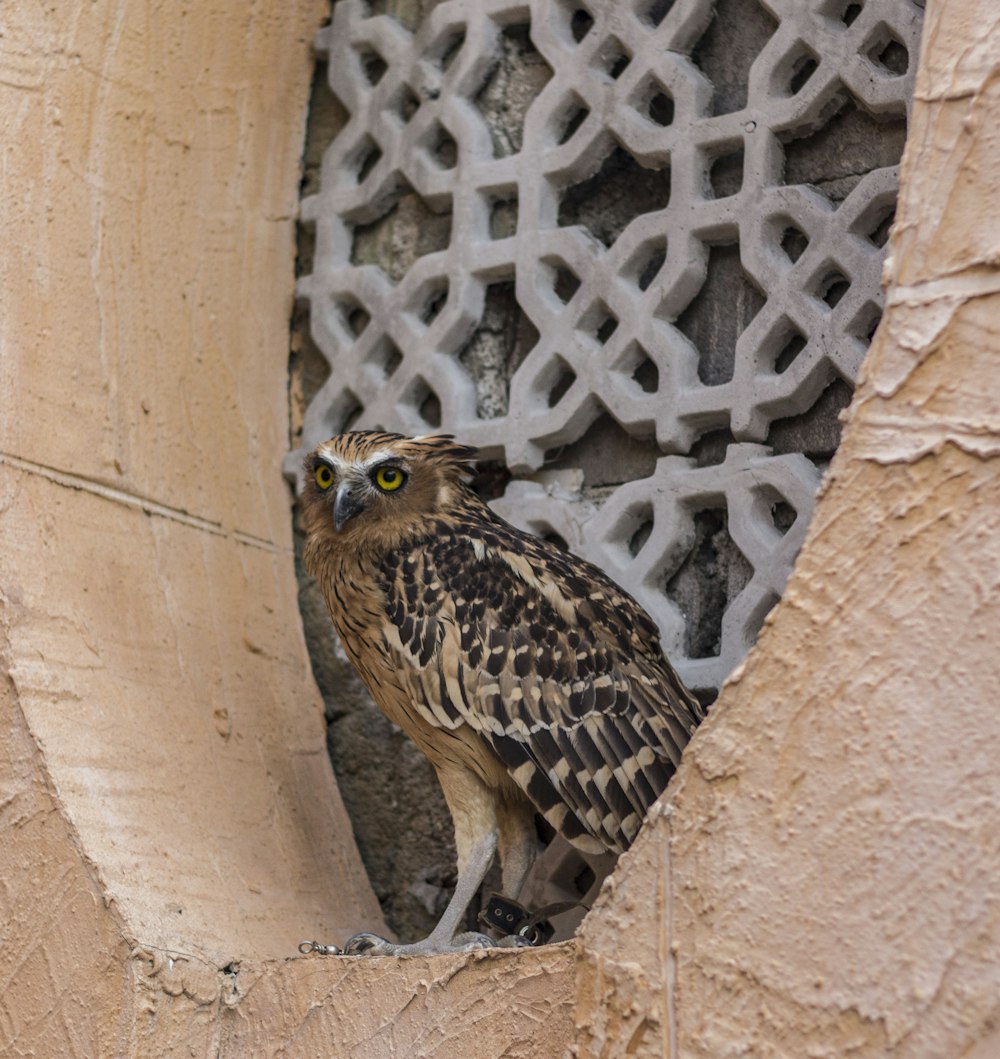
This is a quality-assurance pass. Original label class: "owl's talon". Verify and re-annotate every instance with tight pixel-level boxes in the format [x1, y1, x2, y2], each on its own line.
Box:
[338, 930, 498, 957]
[450, 931, 497, 951]
[496, 933, 534, 948]
[343, 932, 396, 956]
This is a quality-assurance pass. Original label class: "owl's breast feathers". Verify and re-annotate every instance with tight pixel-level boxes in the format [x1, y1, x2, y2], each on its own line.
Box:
[322, 504, 704, 856]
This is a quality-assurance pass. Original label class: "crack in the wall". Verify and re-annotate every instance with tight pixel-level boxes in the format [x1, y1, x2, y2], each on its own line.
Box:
[0, 453, 290, 554]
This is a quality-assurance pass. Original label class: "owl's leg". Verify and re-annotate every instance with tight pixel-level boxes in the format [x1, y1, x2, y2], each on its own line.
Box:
[497, 795, 542, 901]
[342, 767, 500, 957]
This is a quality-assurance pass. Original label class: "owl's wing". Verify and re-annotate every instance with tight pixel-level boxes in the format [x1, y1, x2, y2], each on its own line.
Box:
[377, 520, 703, 854]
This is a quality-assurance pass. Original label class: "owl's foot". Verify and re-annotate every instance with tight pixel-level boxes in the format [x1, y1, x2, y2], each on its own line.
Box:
[341, 930, 499, 956]
[297, 930, 533, 957]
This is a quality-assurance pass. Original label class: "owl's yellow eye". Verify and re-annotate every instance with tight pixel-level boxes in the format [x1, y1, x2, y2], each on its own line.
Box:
[373, 466, 406, 492]
[314, 463, 335, 490]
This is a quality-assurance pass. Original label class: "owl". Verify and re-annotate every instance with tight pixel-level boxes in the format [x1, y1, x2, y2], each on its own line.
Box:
[301, 431, 704, 955]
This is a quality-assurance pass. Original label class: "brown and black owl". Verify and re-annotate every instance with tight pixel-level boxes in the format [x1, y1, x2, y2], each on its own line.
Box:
[301, 431, 704, 955]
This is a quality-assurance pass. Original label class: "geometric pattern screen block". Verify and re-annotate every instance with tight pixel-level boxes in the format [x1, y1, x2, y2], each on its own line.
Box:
[289, 0, 923, 697]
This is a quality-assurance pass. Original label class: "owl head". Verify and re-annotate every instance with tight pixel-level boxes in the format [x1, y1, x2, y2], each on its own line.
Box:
[301, 431, 479, 550]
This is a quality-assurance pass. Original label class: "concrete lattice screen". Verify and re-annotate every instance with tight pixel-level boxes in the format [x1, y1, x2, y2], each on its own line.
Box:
[291, 0, 922, 697]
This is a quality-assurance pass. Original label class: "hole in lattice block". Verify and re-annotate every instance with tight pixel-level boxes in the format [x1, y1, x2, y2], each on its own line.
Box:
[457, 280, 539, 419]
[637, 78, 674, 127]
[489, 196, 518, 240]
[543, 258, 581, 304]
[332, 297, 371, 341]
[556, 97, 590, 146]
[613, 341, 659, 394]
[570, 7, 594, 42]
[627, 239, 667, 293]
[754, 482, 799, 537]
[771, 498, 797, 535]
[848, 301, 882, 344]
[547, 358, 577, 408]
[866, 27, 909, 76]
[420, 390, 442, 427]
[351, 184, 452, 284]
[666, 506, 753, 660]
[573, 861, 596, 895]
[677, 242, 765, 386]
[406, 378, 443, 428]
[648, 91, 674, 127]
[344, 405, 364, 433]
[816, 268, 850, 309]
[430, 125, 458, 169]
[330, 389, 364, 434]
[579, 301, 618, 344]
[367, 337, 403, 379]
[767, 377, 854, 462]
[601, 38, 631, 80]
[353, 138, 382, 184]
[866, 206, 895, 248]
[596, 317, 618, 344]
[691, 0, 779, 115]
[433, 29, 466, 72]
[788, 50, 819, 95]
[708, 147, 744, 198]
[468, 461, 512, 502]
[774, 328, 807, 374]
[779, 223, 809, 263]
[690, 428, 736, 467]
[419, 282, 449, 325]
[357, 47, 387, 86]
[474, 24, 553, 159]
[559, 147, 671, 248]
[640, 0, 675, 28]
[346, 304, 370, 338]
[393, 84, 420, 124]
[633, 356, 658, 393]
[628, 507, 654, 557]
[840, 2, 863, 27]
[541, 528, 570, 551]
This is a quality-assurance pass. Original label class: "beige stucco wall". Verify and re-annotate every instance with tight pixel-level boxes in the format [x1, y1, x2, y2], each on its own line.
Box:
[1, 0, 999, 1056]
[0, 0, 389, 1049]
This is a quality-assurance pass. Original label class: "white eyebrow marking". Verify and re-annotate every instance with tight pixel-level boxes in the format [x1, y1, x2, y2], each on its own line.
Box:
[363, 452, 404, 471]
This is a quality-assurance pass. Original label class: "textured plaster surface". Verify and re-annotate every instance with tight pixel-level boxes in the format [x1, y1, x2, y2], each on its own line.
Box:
[0, 0, 386, 965]
[573, 2, 1000, 1055]
[0, 0, 392, 1051]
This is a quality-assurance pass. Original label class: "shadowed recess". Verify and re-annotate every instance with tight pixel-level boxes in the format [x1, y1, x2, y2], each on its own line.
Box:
[666, 506, 752, 659]
[474, 24, 553, 158]
[457, 281, 540, 418]
[691, 0, 779, 116]
[545, 413, 660, 487]
[783, 96, 908, 202]
[558, 147, 671, 248]
[766, 376, 853, 463]
[676, 242, 765, 386]
[351, 184, 452, 285]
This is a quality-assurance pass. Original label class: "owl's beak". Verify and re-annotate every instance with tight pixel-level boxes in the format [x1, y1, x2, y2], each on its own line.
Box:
[333, 483, 365, 532]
